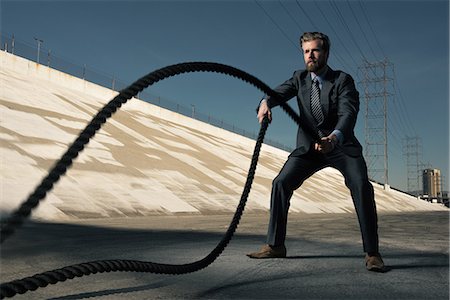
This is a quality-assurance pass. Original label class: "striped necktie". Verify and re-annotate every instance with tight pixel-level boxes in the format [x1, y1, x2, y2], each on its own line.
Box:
[310, 78, 325, 137]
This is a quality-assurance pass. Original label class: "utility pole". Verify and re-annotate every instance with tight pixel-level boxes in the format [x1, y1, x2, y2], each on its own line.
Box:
[34, 37, 44, 64]
[360, 58, 394, 186]
[47, 49, 51, 67]
[11, 34, 15, 54]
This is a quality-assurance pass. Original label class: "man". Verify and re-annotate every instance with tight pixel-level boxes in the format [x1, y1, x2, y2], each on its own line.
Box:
[247, 32, 384, 272]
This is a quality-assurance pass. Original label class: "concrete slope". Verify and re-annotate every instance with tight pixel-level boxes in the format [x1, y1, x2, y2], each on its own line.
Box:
[0, 52, 445, 221]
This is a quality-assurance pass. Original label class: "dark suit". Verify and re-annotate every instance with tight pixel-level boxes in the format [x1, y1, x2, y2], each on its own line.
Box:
[263, 66, 379, 253]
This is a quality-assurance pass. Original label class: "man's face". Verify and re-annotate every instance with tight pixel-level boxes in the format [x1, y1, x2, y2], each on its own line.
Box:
[302, 39, 328, 73]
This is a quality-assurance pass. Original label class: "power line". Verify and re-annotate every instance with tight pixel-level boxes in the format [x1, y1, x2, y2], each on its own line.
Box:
[348, 2, 417, 141]
[254, 0, 301, 53]
[281, 0, 352, 72]
[387, 100, 409, 139]
[392, 67, 418, 135]
[310, 1, 359, 74]
[294, 0, 319, 31]
[345, 0, 379, 60]
[357, 1, 387, 59]
[357, 3, 417, 143]
[278, 0, 304, 34]
[326, 0, 386, 86]
[294, 0, 363, 73]
[390, 92, 415, 137]
[328, 0, 367, 60]
[347, 2, 415, 139]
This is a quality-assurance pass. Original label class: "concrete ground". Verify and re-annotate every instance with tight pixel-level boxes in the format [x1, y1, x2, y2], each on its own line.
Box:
[1, 211, 448, 299]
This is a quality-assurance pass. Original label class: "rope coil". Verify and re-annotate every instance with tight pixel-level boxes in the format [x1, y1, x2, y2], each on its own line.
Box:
[0, 62, 304, 299]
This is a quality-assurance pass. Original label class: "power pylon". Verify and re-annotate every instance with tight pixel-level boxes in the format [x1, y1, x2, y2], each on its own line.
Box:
[403, 136, 423, 196]
[360, 59, 394, 186]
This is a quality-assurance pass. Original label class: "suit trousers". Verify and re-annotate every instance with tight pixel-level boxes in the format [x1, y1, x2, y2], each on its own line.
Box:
[266, 146, 379, 253]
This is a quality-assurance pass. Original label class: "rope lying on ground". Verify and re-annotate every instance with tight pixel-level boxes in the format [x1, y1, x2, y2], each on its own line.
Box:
[0, 62, 305, 299]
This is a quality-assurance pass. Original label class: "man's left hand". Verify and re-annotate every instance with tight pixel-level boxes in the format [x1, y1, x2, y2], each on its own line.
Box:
[314, 134, 338, 154]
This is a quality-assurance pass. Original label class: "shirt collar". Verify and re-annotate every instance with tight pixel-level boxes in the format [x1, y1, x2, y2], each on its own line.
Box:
[311, 66, 329, 84]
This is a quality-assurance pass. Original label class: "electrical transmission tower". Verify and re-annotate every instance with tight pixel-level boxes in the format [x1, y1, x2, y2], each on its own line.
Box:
[403, 136, 423, 196]
[360, 59, 394, 186]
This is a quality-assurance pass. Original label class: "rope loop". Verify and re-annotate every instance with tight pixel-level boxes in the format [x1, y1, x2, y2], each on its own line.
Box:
[0, 62, 301, 299]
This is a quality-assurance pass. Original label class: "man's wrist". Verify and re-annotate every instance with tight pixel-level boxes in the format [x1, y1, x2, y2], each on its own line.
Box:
[331, 136, 338, 149]
[331, 129, 343, 144]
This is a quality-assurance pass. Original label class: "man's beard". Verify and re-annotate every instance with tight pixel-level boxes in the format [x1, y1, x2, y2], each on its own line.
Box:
[307, 61, 323, 72]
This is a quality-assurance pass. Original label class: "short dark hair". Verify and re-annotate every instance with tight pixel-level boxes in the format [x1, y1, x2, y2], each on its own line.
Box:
[300, 32, 330, 53]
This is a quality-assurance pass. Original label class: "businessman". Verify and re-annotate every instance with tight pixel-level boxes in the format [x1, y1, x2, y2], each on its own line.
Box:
[247, 32, 384, 272]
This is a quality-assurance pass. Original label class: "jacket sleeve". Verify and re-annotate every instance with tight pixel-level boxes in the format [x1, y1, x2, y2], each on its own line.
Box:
[334, 73, 360, 139]
[256, 71, 300, 112]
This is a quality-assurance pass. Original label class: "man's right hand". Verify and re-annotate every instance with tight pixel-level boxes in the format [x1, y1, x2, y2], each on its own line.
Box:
[257, 99, 272, 124]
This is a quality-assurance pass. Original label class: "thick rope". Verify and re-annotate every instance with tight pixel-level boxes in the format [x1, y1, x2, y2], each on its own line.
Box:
[0, 62, 306, 298]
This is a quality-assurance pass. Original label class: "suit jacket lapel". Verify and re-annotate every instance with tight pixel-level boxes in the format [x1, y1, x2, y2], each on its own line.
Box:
[319, 67, 335, 123]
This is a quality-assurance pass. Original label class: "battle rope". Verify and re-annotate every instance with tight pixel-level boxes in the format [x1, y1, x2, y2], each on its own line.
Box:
[0, 62, 309, 298]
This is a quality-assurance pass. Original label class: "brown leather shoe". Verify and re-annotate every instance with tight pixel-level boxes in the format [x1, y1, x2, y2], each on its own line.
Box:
[365, 253, 385, 272]
[247, 244, 286, 259]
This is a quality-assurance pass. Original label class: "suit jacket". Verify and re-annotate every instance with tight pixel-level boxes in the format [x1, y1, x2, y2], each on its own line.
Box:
[264, 66, 363, 157]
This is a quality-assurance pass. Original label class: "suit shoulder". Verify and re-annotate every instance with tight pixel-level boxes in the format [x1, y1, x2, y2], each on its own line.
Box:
[330, 69, 355, 82]
[292, 69, 308, 79]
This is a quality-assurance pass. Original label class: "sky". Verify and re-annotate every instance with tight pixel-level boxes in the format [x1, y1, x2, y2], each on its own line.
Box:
[1, 0, 448, 193]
